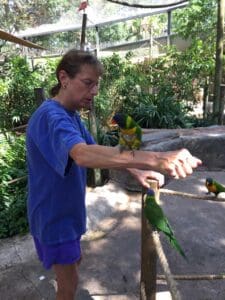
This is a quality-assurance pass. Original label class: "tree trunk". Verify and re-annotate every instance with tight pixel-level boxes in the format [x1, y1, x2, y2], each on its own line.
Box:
[213, 0, 224, 124]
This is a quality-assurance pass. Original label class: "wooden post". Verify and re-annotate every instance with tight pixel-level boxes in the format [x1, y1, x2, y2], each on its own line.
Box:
[88, 101, 102, 186]
[34, 87, 45, 106]
[140, 180, 159, 300]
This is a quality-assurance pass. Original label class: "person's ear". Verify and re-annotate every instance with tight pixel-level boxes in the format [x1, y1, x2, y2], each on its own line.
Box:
[58, 70, 69, 89]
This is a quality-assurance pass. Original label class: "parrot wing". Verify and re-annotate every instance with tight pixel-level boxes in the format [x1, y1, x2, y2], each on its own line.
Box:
[135, 125, 142, 141]
[144, 198, 173, 236]
[215, 181, 225, 193]
[144, 195, 187, 259]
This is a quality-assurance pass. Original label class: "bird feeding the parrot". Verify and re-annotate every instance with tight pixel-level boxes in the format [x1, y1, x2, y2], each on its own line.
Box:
[144, 188, 187, 260]
[111, 113, 142, 155]
[205, 177, 225, 196]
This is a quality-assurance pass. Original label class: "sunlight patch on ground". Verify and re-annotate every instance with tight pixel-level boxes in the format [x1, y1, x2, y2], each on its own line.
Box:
[156, 291, 172, 300]
[84, 278, 108, 295]
[219, 238, 225, 246]
[92, 296, 136, 300]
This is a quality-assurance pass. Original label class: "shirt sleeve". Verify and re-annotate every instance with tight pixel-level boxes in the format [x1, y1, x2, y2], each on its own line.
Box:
[76, 115, 96, 145]
[28, 109, 88, 177]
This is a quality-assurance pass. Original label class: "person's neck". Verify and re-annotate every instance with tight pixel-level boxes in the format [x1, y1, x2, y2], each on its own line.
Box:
[52, 95, 77, 112]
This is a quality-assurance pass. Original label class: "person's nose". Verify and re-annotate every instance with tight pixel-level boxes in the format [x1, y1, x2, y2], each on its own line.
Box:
[90, 84, 99, 95]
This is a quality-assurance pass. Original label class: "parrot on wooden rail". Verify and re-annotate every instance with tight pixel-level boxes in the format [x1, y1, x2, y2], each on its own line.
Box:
[111, 113, 142, 155]
[144, 188, 187, 259]
[205, 178, 225, 196]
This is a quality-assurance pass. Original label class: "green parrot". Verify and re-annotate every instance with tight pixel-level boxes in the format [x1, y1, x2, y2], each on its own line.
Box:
[111, 113, 142, 154]
[205, 177, 225, 196]
[144, 188, 187, 259]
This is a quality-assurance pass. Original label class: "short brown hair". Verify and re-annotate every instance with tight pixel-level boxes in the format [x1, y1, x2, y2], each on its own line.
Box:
[50, 49, 103, 96]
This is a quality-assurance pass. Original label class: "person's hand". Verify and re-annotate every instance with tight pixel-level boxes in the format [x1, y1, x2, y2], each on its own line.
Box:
[127, 168, 165, 188]
[156, 148, 202, 179]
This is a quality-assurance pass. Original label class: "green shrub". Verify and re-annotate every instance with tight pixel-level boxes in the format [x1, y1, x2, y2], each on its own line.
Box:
[0, 55, 58, 130]
[0, 135, 28, 238]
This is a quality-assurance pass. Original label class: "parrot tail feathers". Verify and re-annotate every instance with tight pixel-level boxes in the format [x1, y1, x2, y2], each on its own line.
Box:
[165, 234, 188, 261]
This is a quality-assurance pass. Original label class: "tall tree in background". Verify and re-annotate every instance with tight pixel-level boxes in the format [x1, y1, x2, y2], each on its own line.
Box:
[213, 0, 224, 124]
[173, 0, 225, 122]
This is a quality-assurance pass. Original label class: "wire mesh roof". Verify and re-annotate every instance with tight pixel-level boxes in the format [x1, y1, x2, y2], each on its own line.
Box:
[17, 0, 188, 38]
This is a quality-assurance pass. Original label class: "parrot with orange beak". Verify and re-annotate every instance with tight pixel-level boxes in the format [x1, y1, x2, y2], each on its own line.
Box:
[112, 113, 142, 155]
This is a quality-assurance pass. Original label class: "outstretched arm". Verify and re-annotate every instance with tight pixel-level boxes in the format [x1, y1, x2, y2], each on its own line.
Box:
[69, 143, 202, 179]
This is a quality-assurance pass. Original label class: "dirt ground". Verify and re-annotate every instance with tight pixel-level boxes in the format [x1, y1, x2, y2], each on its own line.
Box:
[1, 171, 225, 300]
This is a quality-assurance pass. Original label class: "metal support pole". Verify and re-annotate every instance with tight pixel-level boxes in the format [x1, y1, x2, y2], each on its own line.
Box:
[167, 10, 172, 47]
[80, 13, 87, 50]
[95, 26, 100, 56]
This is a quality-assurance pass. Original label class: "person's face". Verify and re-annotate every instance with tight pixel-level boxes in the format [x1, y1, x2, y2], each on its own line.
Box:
[61, 64, 100, 110]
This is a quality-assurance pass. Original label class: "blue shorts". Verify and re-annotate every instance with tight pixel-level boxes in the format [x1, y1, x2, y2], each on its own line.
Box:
[33, 236, 82, 270]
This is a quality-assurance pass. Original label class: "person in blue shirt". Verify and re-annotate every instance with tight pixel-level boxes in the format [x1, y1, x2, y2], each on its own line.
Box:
[26, 49, 201, 300]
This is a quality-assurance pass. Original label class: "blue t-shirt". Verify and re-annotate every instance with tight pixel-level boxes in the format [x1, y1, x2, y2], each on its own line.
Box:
[26, 99, 95, 245]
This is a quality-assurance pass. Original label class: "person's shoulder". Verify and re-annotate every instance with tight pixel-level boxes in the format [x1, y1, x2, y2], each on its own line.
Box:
[30, 99, 68, 122]
[40, 99, 66, 114]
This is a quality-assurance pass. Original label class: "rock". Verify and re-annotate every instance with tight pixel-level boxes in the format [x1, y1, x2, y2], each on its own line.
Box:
[110, 126, 225, 191]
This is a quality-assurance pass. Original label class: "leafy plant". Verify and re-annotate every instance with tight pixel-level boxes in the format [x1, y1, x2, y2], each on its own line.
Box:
[0, 55, 58, 130]
[0, 134, 28, 238]
[132, 94, 192, 129]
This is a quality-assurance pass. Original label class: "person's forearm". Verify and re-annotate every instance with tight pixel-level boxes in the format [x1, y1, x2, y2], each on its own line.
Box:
[70, 143, 202, 178]
[69, 143, 160, 171]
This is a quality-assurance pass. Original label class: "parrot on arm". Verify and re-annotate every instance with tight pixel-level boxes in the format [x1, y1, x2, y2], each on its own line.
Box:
[111, 113, 142, 155]
[205, 177, 225, 196]
[144, 188, 187, 259]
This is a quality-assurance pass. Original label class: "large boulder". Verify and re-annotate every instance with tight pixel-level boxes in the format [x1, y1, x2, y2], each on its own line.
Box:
[110, 126, 225, 191]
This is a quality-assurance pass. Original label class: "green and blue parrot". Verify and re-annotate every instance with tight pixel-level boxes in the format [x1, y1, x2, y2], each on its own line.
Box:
[144, 188, 187, 259]
[205, 177, 225, 196]
[112, 113, 142, 154]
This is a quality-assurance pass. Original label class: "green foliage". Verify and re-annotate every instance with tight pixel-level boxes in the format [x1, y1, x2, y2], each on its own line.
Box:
[173, 0, 217, 42]
[0, 55, 58, 129]
[0, 135, 28, 238]
[95, 52, 200, 136]
[132, 94, 191, 129]
[99, 23, 128, 43]
[172, 0, 217, 80]
[94, 53, 126, 126]
[0, 0, 71, 32]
